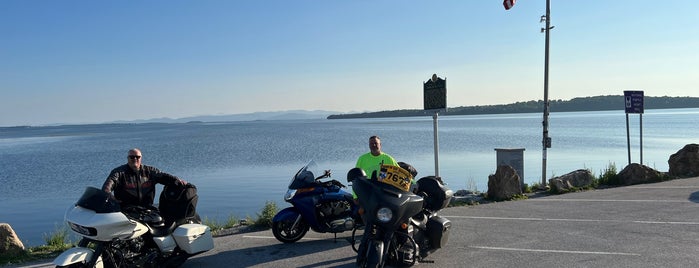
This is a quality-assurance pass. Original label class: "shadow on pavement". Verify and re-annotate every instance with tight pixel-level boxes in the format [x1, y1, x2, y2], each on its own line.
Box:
[688, 191, 699, 203]
[183, 236, 356, 267]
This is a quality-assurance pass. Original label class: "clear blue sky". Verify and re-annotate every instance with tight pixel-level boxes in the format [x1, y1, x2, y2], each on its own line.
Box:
[2, 1, 697, 126]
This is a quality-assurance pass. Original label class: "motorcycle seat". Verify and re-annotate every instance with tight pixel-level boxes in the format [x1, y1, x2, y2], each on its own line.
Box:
[150, 220, 178, 237]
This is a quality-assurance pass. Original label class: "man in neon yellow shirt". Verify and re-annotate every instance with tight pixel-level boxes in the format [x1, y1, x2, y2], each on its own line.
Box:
[356, 135, 398, 180]
[353, 136, 398, 200]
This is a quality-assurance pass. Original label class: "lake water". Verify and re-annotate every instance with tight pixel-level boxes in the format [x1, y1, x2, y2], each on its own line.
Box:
[1, 108, 698, 246]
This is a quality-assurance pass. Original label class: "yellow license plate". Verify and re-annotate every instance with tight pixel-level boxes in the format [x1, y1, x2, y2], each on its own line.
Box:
[377, 165, 412, 192]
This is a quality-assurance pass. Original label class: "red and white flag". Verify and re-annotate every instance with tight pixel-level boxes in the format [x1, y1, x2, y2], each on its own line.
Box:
[503, 0, 516, 10]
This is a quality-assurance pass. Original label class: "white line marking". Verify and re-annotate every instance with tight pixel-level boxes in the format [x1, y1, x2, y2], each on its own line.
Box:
[446, 215, 699, 225]
[470, 246, 641, 256]
[528, 199, 688, 203]
[628, 186, 699, 189]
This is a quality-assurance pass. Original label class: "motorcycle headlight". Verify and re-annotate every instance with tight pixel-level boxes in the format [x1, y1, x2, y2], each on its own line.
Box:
[284, 189, 297, 201]
[68, 222, 97, 236]
[376, 207, 393, 223]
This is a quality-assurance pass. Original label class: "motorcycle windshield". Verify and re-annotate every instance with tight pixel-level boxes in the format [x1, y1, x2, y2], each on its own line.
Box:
[287, 160, 322, 189]
[76, 186, 121, 213]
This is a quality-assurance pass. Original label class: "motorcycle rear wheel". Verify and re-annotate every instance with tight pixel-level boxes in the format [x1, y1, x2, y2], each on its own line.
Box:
[272, 218, 309, 243]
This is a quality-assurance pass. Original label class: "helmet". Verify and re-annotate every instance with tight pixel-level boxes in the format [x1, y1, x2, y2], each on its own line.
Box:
[346, 168, 366, 182]
[398, 162, 418, 178]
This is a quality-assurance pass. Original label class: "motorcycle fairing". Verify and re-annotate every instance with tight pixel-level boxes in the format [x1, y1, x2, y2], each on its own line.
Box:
[66, 205, 149, 241]
[353, 177, 424, 229]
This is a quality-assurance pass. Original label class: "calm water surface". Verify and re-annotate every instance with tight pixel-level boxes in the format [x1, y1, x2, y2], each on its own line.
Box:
[1, 108, 697, 246]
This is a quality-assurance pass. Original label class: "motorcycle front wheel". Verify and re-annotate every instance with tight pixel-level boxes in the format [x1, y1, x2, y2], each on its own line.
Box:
[272, 218, 309, 243]
[357, 240, 383, 268]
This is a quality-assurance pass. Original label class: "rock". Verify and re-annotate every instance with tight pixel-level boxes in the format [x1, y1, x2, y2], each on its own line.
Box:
[549, 169, 594, 192]
[451, 189, 484, 205]
[487, 165, 522, 201]
[618, 163, 663, 185]
[0, 223, 25, 258]
[454, 189, 477, 196]
[668, 144, 699, 178]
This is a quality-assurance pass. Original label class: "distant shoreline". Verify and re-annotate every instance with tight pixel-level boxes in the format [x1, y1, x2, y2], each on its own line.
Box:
[327, 95, 699, 119]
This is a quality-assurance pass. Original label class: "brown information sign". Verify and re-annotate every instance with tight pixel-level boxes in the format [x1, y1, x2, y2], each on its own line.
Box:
[424, 74, 446, 110]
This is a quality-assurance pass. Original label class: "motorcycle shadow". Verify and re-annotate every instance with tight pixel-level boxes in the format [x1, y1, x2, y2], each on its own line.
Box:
[182, 231, 361, 267]
[689, 191, 699, 203]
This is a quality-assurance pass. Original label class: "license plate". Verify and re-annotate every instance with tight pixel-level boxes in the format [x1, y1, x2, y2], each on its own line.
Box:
[377, 165, 412, 192]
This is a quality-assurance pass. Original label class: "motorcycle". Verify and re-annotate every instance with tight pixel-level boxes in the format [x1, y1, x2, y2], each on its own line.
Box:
[53, 183, 214, 268]
[272, 160, 360, 243]
[349, 164, 453, 267]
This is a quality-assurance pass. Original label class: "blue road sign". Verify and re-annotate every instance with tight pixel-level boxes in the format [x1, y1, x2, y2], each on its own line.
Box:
[624, 90, 644, 114]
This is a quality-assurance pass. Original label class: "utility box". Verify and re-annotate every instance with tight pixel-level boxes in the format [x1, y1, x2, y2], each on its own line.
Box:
[495, 148, 525, 190]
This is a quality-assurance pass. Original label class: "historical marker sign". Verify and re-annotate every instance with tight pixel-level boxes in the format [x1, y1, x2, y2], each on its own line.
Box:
[624, 90, 644, 114]
[424, 74, 446, 110]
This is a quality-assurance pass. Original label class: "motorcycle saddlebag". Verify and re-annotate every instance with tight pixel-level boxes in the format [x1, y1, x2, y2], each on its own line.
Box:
[173, 223, 214, 254]
[426, 215, 451, 249]
[417, 176, 454, 211]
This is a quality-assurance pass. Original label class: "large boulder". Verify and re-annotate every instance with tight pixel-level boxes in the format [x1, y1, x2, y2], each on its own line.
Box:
[668, 144, 699, 177]
[618, 163, 663, 185]
[549, 169, 594, 192]
[487, 165, 522, 201]
[0, 223, 25, 258]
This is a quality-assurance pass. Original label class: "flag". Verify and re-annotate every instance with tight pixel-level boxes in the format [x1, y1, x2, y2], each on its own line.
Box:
[504, 0, 516, 10]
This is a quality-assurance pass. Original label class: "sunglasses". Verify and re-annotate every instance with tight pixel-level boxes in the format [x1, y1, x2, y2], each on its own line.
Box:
[128, 155, 142, 160]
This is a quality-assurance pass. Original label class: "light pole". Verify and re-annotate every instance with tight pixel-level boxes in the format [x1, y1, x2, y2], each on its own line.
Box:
[541, 0, 554, 187]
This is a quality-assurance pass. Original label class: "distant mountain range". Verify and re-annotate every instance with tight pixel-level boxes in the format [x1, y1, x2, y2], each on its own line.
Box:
[109, 110, 340, 124]
[327, 95, 699, 119]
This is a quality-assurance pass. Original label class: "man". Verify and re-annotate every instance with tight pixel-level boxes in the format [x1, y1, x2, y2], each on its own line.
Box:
[355, 135, 398, 180]
[102, 148, 186, 208]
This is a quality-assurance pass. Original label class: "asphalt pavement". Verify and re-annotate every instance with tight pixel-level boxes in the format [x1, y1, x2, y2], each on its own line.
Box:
[15, 177, 699, 268]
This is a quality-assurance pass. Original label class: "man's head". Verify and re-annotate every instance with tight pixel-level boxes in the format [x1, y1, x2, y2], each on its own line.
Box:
[127, 148, 142, 171]
[369, 136, 382, 156]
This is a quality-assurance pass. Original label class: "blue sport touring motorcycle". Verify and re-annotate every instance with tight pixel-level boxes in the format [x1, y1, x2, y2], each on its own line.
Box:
[272, 160, 360, 243]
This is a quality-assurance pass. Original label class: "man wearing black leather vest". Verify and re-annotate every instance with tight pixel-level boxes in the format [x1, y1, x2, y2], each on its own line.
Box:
[102, 148, 186, 208]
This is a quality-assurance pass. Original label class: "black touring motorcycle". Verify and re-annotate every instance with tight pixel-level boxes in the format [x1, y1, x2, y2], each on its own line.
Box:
[348, 164, 453, 267]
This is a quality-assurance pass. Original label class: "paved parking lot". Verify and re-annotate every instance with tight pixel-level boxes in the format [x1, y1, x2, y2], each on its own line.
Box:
[19, 177, 699, 268]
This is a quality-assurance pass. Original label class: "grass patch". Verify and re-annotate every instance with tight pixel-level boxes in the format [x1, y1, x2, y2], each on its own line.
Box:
[0, 226, 73, 266]
[597, 162, 620, 186]
[205, 200, 278, 234]
[253, 201, 278, 228]
[203, 214, 240, 235]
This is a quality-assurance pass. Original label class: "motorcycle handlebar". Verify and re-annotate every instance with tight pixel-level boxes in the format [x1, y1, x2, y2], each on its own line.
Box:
[315, 169, 332, 180]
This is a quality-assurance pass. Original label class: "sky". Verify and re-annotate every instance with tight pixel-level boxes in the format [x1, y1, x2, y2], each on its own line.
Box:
[1, 1, 698, 126]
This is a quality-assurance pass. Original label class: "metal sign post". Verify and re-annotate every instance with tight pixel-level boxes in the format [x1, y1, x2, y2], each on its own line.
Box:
[624, 90, 644, 165]
[424, 74, 447, 177]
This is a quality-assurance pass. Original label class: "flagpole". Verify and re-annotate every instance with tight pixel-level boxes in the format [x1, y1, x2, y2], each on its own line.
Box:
[541, 0, 552, 187]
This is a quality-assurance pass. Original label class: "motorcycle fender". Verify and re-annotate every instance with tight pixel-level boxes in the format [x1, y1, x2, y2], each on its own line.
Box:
[272, 207, 300, 222]
[53, 247, 103, 268]
[367, 239, 384, 266]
